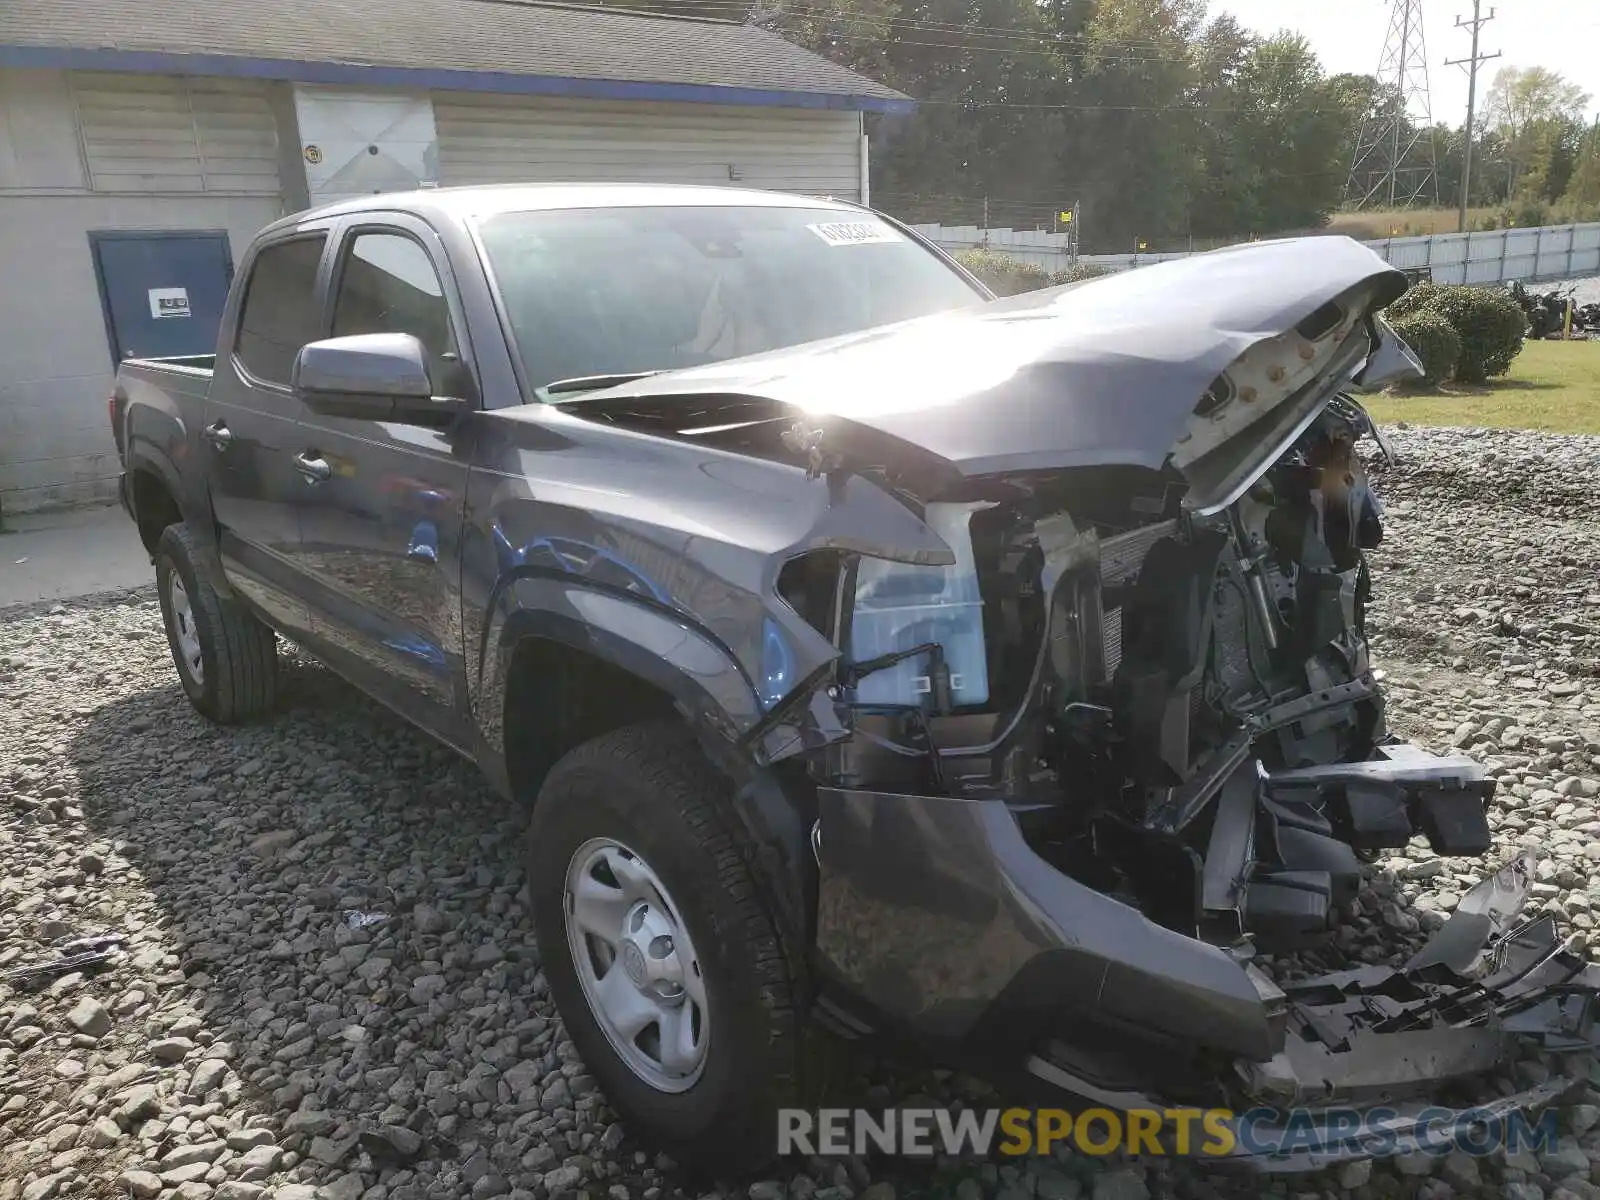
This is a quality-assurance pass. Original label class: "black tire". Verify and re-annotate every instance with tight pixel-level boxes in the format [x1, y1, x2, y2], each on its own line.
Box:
[527, 722, 803, 1176]
[154, 523, 278, 723]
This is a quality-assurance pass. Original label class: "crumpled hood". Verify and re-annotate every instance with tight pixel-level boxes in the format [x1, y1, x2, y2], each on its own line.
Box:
[560, 236, 1410, 491]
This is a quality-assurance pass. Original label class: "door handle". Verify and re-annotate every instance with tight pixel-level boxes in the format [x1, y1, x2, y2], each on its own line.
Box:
[204, 421, 233, 450]
[293, 452, 332, 484]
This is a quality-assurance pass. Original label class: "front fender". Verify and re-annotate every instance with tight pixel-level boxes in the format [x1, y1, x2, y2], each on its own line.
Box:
[481, 573, 819, 949]
[480, 572, 767, 764]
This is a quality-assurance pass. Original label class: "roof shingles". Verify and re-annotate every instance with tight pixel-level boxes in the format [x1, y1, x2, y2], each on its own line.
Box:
[0, 0, 910, 108]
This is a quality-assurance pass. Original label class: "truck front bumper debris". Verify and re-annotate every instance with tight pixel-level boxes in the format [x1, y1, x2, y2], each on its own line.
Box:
[814, 742, 1600, 1170]
[1202, 850, 1600, 1168]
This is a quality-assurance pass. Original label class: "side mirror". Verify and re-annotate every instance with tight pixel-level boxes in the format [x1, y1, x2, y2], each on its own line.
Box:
[292, 333, 467, 425]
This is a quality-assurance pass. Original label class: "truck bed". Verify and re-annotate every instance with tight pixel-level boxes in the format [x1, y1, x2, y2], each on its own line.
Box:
[111, 355, 216, 466]
[126, 353, 216, 375]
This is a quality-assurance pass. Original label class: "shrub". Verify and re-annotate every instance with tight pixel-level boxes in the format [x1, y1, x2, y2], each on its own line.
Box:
[1502, 199, 1551, 230]
[1051, 263, 1112, 285]
[1389, 311, 1460, 387]
[953, 248, 1052, 296]
[1386, 280, 1447, 321]
[1416, 286, 1528, 383]
[1385, 282, 1528, 384]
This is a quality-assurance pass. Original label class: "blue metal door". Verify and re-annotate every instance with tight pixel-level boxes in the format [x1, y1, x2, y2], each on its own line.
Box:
[90, 231, 234, 363]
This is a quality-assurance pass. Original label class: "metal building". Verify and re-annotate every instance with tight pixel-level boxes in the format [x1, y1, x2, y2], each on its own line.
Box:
[0, 0, 910, 513]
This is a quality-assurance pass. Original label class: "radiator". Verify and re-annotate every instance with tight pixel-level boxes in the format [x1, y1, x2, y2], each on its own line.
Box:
[1097, 520, 1175, 680]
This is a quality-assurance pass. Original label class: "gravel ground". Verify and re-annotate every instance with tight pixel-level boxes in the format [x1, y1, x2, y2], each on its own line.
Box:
[5, 426, 1600, 1200]
[1565, 276, 1600, 308]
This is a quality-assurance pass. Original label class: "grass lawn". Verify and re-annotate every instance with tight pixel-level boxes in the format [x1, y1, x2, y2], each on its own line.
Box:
[1363, 339, 1600, 435]
[1323, 207, 1499, 240]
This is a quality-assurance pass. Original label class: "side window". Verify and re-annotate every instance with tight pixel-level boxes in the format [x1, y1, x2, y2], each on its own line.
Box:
[233, 235, 327, 386]
[331, 231, 464, 395]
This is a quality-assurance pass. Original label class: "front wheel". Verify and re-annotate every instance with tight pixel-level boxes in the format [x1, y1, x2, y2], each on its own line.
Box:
[527, 722, 804, 1175]
[155, 523, 278, 723]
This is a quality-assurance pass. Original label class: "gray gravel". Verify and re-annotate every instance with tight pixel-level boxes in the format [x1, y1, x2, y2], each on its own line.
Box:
[1565, 276, 1600, 308]
[5, 424, 1600, 1200]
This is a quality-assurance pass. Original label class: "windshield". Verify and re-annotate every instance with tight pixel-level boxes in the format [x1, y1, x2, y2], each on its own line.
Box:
[474, 205, 986, 400]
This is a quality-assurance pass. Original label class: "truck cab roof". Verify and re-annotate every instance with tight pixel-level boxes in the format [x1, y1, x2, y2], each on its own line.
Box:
[265, 182, 870, 237]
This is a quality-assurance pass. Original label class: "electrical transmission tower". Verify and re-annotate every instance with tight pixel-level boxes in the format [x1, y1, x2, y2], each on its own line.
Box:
[1345, 0, 1441, 211]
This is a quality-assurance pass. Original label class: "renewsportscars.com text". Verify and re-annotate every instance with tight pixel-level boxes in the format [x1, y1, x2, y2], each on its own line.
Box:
[777, 1107, 1561, 1160]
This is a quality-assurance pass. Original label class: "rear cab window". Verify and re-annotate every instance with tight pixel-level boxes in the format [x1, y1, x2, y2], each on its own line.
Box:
[233, 235, 328, 388]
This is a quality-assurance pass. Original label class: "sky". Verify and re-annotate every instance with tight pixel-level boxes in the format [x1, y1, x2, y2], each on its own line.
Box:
[1213, 0, 1600, 127]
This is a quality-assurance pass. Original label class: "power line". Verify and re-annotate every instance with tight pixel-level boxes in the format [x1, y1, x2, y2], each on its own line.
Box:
[478, 0, 1205, 61]
[616, 0, 1200, 55]
[473, 0, 1454, 124]
[1446, 2, 1501, 232]
[478, 0, 1426, 87]
[913, 96, 1352, 114]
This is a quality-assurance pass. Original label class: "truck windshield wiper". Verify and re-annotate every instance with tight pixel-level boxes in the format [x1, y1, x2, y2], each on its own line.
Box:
[542, 370, 665, 395]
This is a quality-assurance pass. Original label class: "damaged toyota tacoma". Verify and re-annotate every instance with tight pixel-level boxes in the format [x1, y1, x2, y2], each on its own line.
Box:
[109, 185, 1600, 1175]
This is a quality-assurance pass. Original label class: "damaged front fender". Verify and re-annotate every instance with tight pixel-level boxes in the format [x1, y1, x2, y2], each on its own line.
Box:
[475, 407, 963, 757]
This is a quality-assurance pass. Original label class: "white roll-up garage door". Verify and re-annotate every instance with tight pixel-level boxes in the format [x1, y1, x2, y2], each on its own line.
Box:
[433, 91, 862, 202]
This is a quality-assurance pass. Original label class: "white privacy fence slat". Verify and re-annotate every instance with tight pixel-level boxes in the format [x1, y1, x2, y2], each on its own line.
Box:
[910, 221, 1600, 286]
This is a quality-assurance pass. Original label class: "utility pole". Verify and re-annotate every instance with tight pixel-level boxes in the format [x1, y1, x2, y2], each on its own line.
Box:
[1446, 2, 1501, 232]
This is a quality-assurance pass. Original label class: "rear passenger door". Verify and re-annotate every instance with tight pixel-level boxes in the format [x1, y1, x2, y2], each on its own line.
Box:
[204, 228, 332, 637]
[285, 218, 474, 747]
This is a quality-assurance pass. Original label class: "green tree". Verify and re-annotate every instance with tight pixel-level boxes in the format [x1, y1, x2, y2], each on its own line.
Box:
[1186, 14, 1266, 237]
[587, 0, 1420, 244]
[1237, 35, 1361, 231]
[1048, 0, 1206, 248]
[1563, 122, 1600, 216]
[862, 0, 1072, 224]
[1485, 66, 1592, 200]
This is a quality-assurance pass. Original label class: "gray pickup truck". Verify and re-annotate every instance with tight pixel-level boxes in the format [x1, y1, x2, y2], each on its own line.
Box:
[111, 184, 1600, 1172]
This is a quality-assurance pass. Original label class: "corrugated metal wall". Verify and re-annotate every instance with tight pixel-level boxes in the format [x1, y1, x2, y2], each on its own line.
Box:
[433, 92, 862, 200]
[68, 72, 281, 195]
[911, 220, 1600, 286]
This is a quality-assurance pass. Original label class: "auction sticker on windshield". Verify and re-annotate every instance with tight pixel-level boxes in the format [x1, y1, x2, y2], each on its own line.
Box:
[808, 221, 902, 246]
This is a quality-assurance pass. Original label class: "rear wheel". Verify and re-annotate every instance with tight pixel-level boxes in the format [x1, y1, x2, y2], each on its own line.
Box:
[155, 523, 278, 723]
[527, 722, 804, 1175]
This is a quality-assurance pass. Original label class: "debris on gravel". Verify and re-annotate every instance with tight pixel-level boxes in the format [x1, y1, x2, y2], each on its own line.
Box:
[4, 424, 1600, 1200]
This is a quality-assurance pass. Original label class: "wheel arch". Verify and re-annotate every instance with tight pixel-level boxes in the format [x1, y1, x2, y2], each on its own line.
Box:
[483, 576, 767, 786]
[125, 441, 235, 600]
[485, 577, 817, 956]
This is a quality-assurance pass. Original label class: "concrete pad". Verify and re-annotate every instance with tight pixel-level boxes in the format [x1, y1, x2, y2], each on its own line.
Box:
[0, 503, 152, 609]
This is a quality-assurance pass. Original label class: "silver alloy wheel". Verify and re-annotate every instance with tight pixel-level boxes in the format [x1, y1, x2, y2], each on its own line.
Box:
[168, 574, 204, 686]
[564, 837, 710, 1093]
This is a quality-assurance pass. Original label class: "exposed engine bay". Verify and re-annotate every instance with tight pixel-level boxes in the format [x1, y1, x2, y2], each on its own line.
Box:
[775, 394, 1491, 953]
